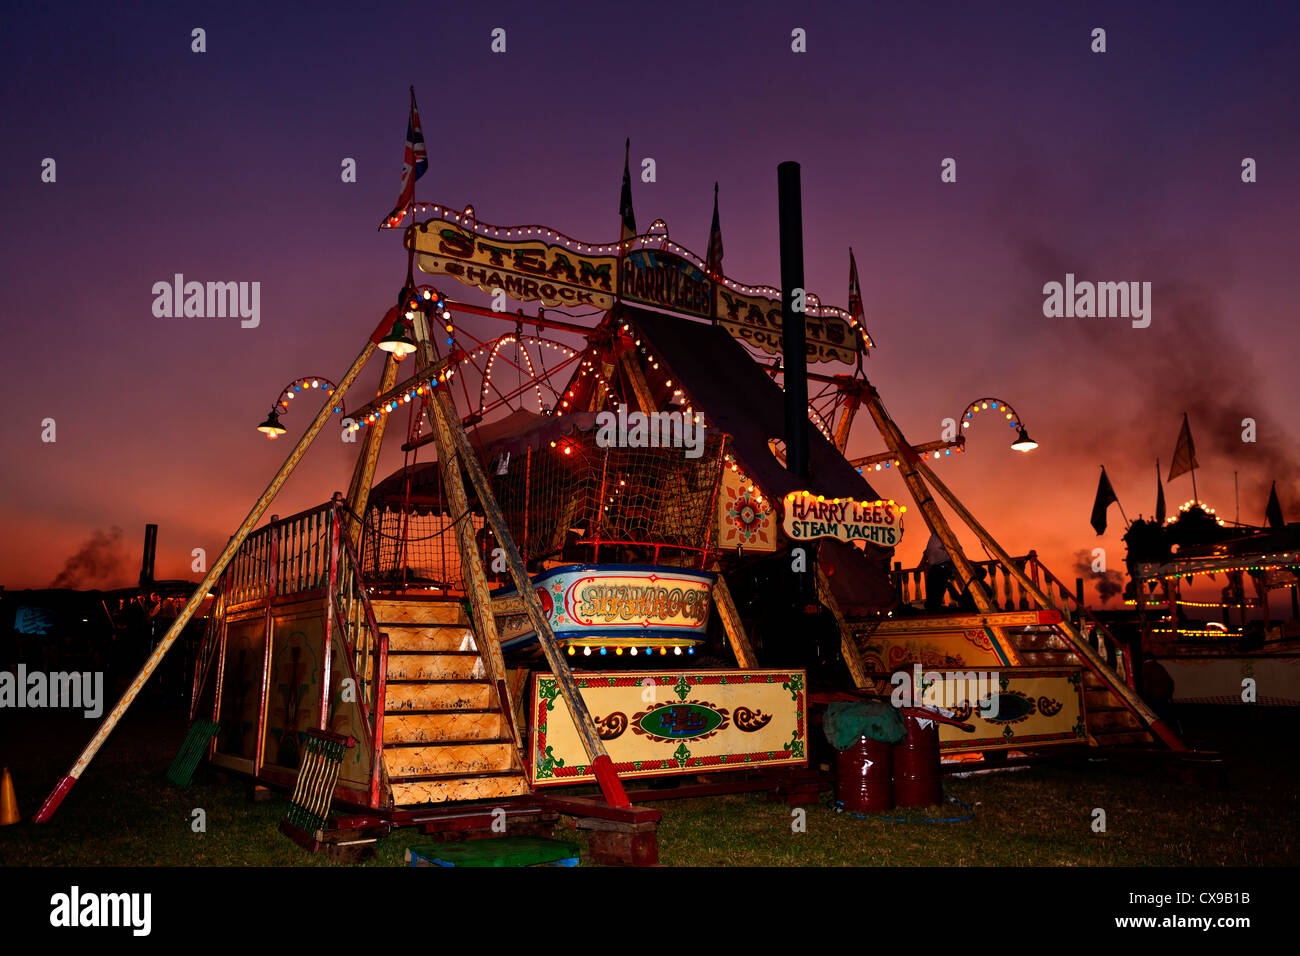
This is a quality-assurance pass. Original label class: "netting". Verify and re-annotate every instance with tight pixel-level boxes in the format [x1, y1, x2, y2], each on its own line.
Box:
[488, 424, 727, 569]
[360, 505, 484, 594]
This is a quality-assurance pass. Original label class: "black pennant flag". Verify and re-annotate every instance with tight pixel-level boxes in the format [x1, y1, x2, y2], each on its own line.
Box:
[1091, 467, 1119, 535]
[1266, 481, 1284, 530]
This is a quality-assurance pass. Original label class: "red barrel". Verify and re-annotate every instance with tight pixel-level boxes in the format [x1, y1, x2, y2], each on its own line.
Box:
[835, 736, 894, 813]
[893, 712, 942, 808]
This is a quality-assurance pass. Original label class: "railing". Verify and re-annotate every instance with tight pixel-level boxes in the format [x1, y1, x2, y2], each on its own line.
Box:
[889, 549, 1134, 687]
[1025, 552, 1133, 687]
[211, 496, 388, 807]
[892, 554, 1036, 612]
[225, 502, 334, 606]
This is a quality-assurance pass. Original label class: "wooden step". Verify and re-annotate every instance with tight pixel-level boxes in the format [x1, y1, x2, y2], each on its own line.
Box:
[370, 599, 468, 626]
[385, 681, 492, 712]
[386, 652, 484, 681]
[384, 711, 507, 744]
[1016, 650, 1079, 667]
[390, 773, 530, 805]
[384, 741, 518, 778]
[382, 624, 478, 653]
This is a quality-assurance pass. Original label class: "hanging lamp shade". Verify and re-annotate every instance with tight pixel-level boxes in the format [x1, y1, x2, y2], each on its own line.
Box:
[1011, 426, 1038, 452]
[257, 409, 287, 438]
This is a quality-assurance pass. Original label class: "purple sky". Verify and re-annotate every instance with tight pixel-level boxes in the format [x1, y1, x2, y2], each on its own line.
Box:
[2, 1, 1297, 602]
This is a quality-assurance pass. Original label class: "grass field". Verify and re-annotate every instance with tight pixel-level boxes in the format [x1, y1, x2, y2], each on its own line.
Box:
[1, 703, 1295, 866]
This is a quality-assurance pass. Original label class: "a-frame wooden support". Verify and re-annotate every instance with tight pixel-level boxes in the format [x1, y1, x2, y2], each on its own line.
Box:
[408, 309, 633, 807]
[34, 320, 396, 822]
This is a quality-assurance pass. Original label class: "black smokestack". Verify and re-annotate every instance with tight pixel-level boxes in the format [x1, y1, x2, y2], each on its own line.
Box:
[1072, 549, 1124, 606]
[140, 523, 158, 588]
[778, 161, 809, 479]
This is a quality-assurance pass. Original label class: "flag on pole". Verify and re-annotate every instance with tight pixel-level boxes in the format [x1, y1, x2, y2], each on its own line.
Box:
[1091, 467, 1119, 535]
[706, 182, 724, 279]
[848, 247, 874, 353]
[1167, 413, 1199, 481]
[379, 87, 429, 230]
[619, 139, 637, 243]
[1266, 481, 1284, 529]
[1155, 460, 1166, 525]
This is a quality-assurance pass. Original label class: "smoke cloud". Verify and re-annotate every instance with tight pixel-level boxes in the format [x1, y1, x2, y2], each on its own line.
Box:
[1072, 549, 1125, 606]
[50, 526, 126, 589]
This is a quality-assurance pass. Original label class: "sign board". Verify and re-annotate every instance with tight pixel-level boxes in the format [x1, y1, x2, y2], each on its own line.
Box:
[496, 564, 715, 651]
[781, 491, 905, 547]
[529, 668, 807, 785]
[408, 205, 867, 364]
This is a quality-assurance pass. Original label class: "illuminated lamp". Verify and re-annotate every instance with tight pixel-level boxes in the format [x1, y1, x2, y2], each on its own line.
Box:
[1010, 426, 1038, 452]
[257, 410, 287, 438]
[379, 318, 416, 357]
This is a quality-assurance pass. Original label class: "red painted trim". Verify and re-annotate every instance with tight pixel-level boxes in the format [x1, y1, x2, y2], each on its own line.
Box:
[370, 304, 401, 345]
[32, 775, 76, 823]
[591, 753, 632, 808]
[1147, 717, 1188, 752]
[371, 632, 389, 809]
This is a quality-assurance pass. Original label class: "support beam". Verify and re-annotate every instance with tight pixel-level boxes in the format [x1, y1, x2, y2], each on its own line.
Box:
[857, 382, 1019, 665]
[912, 455, 1186, 751]
[345, 351, 402, 550]
[711, 575, 759, 668]
[815, 563, 872, 688]
[617, 348, 657, 415]
[34, 336, 381, 822]
[423, 380, 630, 807]
[409, 313, 518, 754]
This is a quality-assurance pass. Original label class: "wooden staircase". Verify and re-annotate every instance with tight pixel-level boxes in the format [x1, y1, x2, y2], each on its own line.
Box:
[1003, 628, 1154, 747]
[371, 599, 530, 806]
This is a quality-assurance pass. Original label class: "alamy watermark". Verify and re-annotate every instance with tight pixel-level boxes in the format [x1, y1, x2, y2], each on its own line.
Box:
[594, 403, 705, 458]
[890, 664, 1000, 718]
[152, 273, 260, 328]
[1042, 273, 1151, 328]
[1, 665, 104, 718]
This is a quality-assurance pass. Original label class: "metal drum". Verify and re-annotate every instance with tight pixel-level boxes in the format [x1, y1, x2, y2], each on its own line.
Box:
[835, 735, 893, 813]
[893, 713, 942, 808]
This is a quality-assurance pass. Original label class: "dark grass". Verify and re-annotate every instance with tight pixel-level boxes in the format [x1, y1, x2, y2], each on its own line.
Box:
[1, 703, 1295, 866]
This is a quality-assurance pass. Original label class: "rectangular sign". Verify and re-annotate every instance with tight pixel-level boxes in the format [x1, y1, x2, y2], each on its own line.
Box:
[409, 205, 864, 364]
[529, 668, 807, 785]
[782, 491, 904, 547]
[415, 221, 618, 310]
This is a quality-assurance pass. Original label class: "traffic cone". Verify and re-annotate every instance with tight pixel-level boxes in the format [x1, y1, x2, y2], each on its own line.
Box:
[0, 767, 20, 825]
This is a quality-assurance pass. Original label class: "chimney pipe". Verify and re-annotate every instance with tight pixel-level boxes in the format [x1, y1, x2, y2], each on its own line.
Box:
[140, 523, 157, 589]
[777, 161, 810, 480]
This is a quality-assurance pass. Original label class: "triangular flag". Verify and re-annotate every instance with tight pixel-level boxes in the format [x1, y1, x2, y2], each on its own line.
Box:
[1266, 481, 1284, 529]
[706, 182, 724, 279]
[1155, 459, 1166, 524]
[848, 248, 874, 352]
[619, 139, 637, 243]
[1168, 413, 1198, 481]
[379, 87, 429, 230]
[1091, 467, 1119, 535]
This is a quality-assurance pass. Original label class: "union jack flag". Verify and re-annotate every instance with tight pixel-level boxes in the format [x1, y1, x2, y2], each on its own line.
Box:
[379, 87, 429, 229]
[706, 182, 723, 278]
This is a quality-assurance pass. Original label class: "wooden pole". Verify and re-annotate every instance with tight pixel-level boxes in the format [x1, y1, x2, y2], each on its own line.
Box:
[856, 381, 1019, 664]
[711, 575, 759, 668]
[910, 454, 1187, 751]
[34, 337, 380, 822]
[425, 380, 629, 807]
[408, 314, 519, 753]
[815, 563, 872, 688]
[345, 351, 402, 549]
